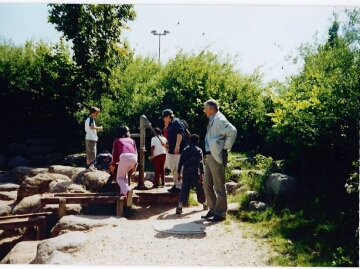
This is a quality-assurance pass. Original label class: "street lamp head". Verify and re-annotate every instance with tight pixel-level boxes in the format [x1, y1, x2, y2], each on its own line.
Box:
[151, 30, 157, 34]
[164, 30, 170, 34]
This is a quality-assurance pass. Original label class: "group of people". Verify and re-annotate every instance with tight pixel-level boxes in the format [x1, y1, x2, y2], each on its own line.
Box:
[84, 98, 237, 222]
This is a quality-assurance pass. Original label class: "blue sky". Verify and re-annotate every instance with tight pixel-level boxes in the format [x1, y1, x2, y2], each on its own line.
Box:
[0, 1, 358, 83]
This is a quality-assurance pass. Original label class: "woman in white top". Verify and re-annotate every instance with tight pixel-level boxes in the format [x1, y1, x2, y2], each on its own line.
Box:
[150, 127, 168, 188]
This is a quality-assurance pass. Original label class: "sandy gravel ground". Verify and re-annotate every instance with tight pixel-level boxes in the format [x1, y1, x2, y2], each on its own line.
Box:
[70, 204, 278, 266]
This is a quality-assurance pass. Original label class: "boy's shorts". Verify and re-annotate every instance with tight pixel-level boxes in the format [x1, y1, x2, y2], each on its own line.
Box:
[85, 139, 97, 161]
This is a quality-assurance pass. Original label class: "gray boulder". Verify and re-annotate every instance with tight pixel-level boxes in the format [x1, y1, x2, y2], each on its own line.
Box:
[1, 167, 47, 184]
[17, 173, 57, 201]
[226, 181, 241, 195]
[46, 250, 75, 265]
[63, 153, 86, 167]
[51, 215, 126, 237]
[249, 201, 268, 212]
[265, 173, 298, 205]
[33, 231, 88, 264]
[245, 190, 259, 200]
[48, 165, 85, 182]
[0, 183, 20, 191]
[48, 180, 72, 193]
[227, 202, 240, 214]
[0, 201, 12, 216]
[83, 171, 111, 192]
[12, 194, 42, 215]
[0, 191, 17, 201]
[8, 156, 30, 169]
[1, 241, 39, 264]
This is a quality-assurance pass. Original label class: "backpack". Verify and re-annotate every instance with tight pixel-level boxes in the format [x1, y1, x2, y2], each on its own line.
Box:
[180, 119, 191, 142]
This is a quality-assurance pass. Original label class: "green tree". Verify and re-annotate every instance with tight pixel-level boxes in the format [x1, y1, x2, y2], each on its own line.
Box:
[0, 38, 81, 151]
[48, 4, 136, 106]
[147, 50, 269, 153]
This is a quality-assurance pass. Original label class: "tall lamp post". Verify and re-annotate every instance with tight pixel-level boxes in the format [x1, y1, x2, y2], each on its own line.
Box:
[150, 30, 170, 60]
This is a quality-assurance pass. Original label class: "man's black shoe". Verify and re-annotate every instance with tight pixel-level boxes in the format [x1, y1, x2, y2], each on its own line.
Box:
[167, 186, 181, 193]
[201, 210, 215, 219]
[210, 215, 226, 222]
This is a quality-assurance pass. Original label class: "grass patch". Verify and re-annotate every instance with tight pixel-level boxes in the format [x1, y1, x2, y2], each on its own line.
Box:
[225, 152, 358, 267]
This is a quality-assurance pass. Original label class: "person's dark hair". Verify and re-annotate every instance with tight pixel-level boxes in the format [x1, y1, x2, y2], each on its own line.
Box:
[190, 134, 199, 144]
[117, 126, 130, 138]
[153, 127, 162, 136]
[90, 107, 100, 114]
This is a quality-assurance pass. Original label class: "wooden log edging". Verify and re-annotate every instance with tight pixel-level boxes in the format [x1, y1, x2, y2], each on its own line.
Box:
[41, 194, 139, 220]
[0, 215, 47, 240]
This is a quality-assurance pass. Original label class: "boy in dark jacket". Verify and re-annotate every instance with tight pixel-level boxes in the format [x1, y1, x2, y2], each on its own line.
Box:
[176, 134, 208, 214]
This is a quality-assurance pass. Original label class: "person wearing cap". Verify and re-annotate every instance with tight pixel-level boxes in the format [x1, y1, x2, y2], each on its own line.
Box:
[160, 109, 188, 193]
[85, 107, 103, 171]
[93, 150, 113, 172]
[202, 99, 237, 222]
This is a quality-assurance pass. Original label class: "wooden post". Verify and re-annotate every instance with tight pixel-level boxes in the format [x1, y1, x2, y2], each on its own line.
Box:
[37, 217, 46, 240]
[116, 196, 124, 217]
[58, 198, 66, 220]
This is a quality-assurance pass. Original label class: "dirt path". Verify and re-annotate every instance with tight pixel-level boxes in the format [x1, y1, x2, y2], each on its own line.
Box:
[71, 204, 278, 266]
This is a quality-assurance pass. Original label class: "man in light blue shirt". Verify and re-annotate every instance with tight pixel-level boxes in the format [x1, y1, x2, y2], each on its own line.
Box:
[202, 99, 237, 222]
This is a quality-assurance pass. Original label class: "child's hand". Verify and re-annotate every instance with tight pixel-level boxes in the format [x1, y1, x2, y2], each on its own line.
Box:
[198, 173, 204, 184]
[109, 165, 115, 174]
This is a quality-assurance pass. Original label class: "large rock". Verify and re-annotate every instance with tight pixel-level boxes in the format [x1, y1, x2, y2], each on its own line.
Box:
[63, 153, 87, 167]
[245, 191, 259, 200]
[17, 173, 57, 201]
[48, 180, 76, 193]
[1, 167, 47, 184]
[51, 215, 126, 237]
[43, 204, 82, 216]
[1, 241, 39, 264]
[0, 191, 17, 201]
[83, 171, 111, 192]
[63, 184, 87, 193]
[0, 183, 20, 191]
[0, 201, 12, 216]
[249, 201, 268, 212]
[225, 181, 241, 195]
[227, 202, 240, 214]
[33, 231, 88, 264]
[8, 156, 30, 169]
[48, 165, 85, 182]
[47, 176, 87, 193]
[265, 173, 298, 205]
[46, 250, 75, 265]
[12, 194, 42, 215]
